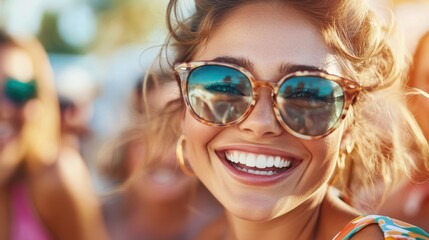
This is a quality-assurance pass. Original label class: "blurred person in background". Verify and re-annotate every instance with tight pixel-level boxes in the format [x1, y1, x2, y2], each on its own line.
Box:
[57, 66, 99, 154]
[0, 30, 109, 240]
[99, 72, 221, 240]
[56, 66, 101, 185]
[376, 31, 429, 232]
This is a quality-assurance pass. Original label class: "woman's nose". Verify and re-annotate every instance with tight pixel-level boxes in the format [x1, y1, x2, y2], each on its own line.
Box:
[238, 88, 283, 138]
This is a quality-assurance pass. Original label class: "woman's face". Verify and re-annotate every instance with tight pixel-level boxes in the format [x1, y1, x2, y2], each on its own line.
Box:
[183, 2, 345, 221]
[0, 45, 33, 154]
[130, 82, 196, 202]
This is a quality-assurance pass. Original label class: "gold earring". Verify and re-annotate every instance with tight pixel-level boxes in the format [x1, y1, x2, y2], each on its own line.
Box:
[335, 142, 354, 192]
[338, 151, 347, 170]
[176, 135, 194, 176]
[338, 140, 354, 171]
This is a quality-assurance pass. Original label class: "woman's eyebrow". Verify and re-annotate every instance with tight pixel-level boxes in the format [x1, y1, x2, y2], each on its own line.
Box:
[211, 56, 328, 75]
[211, 56, 254, 71]
[279, 63, 329, 75]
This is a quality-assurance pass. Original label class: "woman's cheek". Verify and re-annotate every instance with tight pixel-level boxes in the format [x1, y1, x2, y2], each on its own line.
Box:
[183, 112, 219, 163]
[184, 112, 219, 145]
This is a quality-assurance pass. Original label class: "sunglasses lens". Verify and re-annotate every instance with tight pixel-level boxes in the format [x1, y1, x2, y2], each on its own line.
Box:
[4, 78, 37, 105]
[186, 65, 253, 124]
[277, 76, 344, 136]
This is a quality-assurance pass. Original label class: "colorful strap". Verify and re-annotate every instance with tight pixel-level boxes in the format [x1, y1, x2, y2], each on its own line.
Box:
[334, 215, 429, 240]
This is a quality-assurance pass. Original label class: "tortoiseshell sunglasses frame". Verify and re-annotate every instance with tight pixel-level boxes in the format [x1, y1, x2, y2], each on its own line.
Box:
[175, 61, 361, 140]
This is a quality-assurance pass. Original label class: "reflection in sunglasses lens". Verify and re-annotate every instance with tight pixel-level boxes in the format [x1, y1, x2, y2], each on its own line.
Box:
[277, 76, 344, 136]
[187, 65, 253, 124]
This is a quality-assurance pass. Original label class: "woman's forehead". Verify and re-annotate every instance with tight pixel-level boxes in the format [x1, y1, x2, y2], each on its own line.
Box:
[194, 3, 340, 79]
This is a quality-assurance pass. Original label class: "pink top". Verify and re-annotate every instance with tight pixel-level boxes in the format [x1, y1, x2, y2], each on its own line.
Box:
[9, 181, 52, 240]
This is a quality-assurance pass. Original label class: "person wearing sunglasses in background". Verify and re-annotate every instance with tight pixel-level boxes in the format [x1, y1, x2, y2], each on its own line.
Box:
[143, 0, 429, 239]
[376, 31, 429, 232]
[0, 30, 109, 240]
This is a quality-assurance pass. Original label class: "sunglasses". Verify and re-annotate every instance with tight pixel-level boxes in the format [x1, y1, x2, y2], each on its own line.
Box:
[2, 78, 37, 105]
[175, 61, 361, 140]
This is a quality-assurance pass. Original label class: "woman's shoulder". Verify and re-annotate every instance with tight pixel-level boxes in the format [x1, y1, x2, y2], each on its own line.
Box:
[334, 215, 429, 240]
[321, 188, 429, 239]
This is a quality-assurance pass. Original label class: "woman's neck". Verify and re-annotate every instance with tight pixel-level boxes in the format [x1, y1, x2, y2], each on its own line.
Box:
[225, 186, 328, 240]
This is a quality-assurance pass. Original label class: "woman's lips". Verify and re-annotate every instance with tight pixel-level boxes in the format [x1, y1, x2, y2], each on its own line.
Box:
[225, 150, 293, 176]
[215, 146, 303, 185]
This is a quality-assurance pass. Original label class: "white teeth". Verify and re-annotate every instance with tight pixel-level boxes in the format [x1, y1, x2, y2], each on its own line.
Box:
[256, 155, 267, 169]
[236, 166, 275, 176]
[233, 152, 238, 163]
[225, 150, 292, 169]
[267, 156, 274, 167]
[247, 153, 256, 167]
[239, 153, 246, 164]
[226, 152, 233, 161]
[274, 156, 281, 167]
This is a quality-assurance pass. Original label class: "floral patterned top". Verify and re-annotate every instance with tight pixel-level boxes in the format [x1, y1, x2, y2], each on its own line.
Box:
[334, 215, 429, 240]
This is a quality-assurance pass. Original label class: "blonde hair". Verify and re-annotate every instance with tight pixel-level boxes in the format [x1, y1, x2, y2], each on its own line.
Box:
[157, 0, 429, 211]
[0, 32, 60, 172]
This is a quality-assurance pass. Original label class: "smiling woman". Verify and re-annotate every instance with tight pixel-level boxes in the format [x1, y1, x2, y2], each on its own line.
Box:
[143, 0, 429, 239]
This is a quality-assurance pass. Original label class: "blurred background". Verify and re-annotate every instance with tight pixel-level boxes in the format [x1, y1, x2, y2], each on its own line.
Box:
[0, 0, 428, 191]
